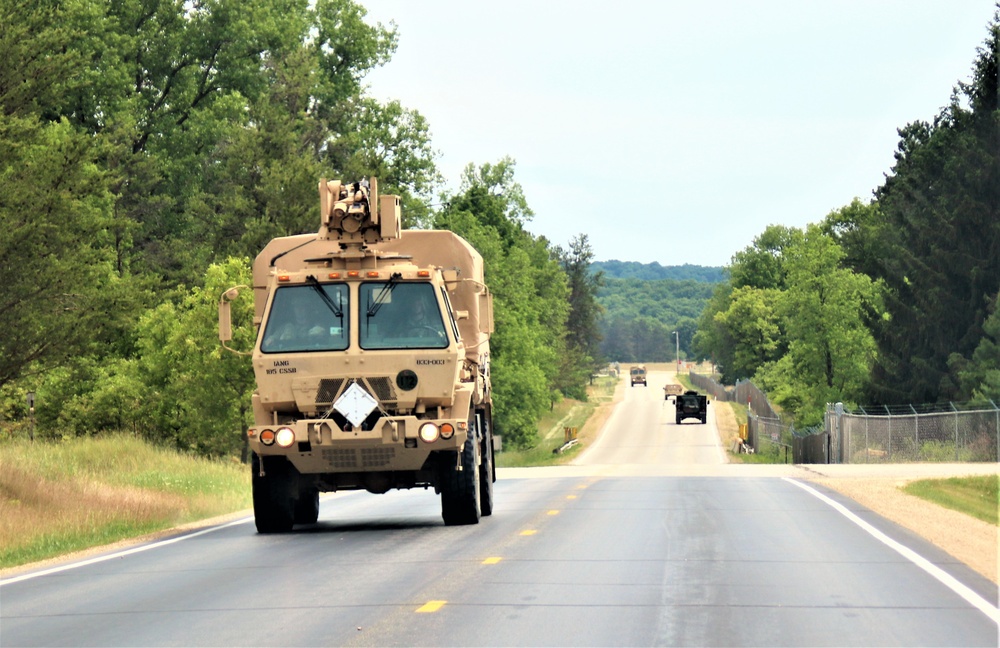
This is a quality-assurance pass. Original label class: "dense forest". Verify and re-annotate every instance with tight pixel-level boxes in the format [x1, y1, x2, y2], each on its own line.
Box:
[694, 10, 1000, 426]
[597, 277, 716, 363]
[0, 0, 602, 454]
[592, 261, 724, 283]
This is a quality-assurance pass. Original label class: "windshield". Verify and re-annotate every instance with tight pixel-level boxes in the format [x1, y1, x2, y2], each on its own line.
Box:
[260, 284, 348, 353]
[360, 282, 448, 350]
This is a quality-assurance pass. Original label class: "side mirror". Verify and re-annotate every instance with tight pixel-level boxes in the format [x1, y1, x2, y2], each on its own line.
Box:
[219, 286, 251, 355]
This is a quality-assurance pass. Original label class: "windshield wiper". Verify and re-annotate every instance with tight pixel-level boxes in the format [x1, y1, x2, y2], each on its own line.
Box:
[366, 272, 402, 318]
[305, 275, 343, 319]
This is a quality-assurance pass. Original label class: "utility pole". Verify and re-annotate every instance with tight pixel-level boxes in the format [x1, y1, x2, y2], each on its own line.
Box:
[673, 331, 679, 376]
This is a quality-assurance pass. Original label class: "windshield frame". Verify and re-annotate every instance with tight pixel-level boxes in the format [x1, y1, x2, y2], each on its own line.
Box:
[359, 281, 450, 351]
[259, 283, 349, 354]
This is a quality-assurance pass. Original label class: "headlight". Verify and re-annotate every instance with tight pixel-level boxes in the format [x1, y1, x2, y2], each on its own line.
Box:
[275, 427, 296, 448]
[418, 422, 440, 443]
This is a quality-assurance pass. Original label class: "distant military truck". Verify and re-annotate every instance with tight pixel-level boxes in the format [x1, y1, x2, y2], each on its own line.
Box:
[672, 390, 708, 424]
[663, 383, 683, 399]
[630, 365, 647, 386]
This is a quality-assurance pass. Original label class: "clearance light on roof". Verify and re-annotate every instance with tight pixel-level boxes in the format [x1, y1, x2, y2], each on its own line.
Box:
[417, 270, 431, 278]
[329, 272, 341, 279]
[366, 271, 380, 278]
[347, 271, 360, 278]
[277, 275, 291, 282]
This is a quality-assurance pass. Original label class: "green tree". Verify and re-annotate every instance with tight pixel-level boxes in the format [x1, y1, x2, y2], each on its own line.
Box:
[758, 224, 880, 425]
[861, 13, 1000, 403]
[557, 234, 604, 398]
[437, 159, 569, 448]
[134, 258, 256, 457]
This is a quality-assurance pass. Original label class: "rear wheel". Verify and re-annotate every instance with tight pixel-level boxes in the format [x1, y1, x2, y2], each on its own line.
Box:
[478, 411, 495, 517]
[294, 487, 320, 524]
[252, 454, 296, 533]
[440, 417, 481, 526]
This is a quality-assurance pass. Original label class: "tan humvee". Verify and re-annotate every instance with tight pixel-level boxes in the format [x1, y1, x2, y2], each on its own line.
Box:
[630, 365, 647, 386]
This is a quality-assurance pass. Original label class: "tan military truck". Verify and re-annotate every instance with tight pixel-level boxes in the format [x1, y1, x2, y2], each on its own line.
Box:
[219, 178, 495, 532]
[630, 365, 647, 386]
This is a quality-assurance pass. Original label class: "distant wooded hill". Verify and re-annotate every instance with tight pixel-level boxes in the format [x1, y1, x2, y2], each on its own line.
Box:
[591, 260, 725, 283]
[592, 262, 724, 363]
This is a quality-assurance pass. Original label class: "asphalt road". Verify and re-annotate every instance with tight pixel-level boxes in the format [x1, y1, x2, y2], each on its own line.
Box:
[2, 371, 998, 646]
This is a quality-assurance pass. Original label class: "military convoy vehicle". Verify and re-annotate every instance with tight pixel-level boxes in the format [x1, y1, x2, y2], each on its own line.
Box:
[630, 365, 647, 386]
[219, 178, 495, 532]
[671, 390, 709, 424]
[663, 383, 683, 399]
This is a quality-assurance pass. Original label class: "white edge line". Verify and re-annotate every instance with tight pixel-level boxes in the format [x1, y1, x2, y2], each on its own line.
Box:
[783, 477, 1000, 625]
[0, 517, 253, 587]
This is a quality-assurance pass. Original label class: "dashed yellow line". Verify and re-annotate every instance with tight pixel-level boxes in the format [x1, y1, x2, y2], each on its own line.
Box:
[547, 510, 560, 516]
[416, 600, 446, 613]
[482, 557, 502, 565]
[520, 529, 537, 536]
[567, 494, 578, 500]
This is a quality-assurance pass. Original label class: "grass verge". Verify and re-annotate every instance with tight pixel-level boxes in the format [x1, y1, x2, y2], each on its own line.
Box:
[497, 375, 618, 467]
[0, 435, 250, 570]
[902, 474, 999, 526]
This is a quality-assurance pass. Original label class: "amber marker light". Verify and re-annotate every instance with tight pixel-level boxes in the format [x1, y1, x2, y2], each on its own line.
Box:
[260, 429, 276, 445]
[366, 271, 380, 278]
[277, 275, 290, 282]
[347, 270, 360, 278]
[417, 270, 431, 277]
[275, 427, 295, 448]
[440, 423, 455, 439]
[328, 272, 341, 279]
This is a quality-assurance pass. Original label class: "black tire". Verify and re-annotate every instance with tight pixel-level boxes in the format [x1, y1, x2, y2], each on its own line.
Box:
[294, 487, 320, 524]
[700, 415, 707, 424]
[478, 411, 495, 517]
[675, 414, 682, 425]
[440, 419, 481, 526]
[252, 454, 296, 533]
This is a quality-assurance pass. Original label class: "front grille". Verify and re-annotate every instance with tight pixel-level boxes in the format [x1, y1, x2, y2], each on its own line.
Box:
[322, 448, 357, 469]
[367, 376, 396, 401]
[316, 379, 345, 404]
[360, 447, 395, 467]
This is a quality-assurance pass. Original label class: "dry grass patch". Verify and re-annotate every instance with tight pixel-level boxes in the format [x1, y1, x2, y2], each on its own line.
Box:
[0, 435, 250, 569]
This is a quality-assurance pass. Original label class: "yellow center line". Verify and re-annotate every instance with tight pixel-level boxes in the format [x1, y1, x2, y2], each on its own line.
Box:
[482, 557, 502, 565]
[566, 494, 578, 500]
[520, 529, 537, 536]
[416, 600, 446, 613]
[547, 510, 560, 515]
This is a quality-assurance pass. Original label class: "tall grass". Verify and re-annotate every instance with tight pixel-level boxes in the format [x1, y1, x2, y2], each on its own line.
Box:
[0, 435, 250, 569]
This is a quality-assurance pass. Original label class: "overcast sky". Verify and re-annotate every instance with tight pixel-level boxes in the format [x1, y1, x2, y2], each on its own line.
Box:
[361, 1, 997, 267]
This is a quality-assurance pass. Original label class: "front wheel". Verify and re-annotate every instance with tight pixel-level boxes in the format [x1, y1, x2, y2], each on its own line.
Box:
[478, 411, 495, 517]
[252, 454, 296, 534]
[440, 421, 481, 526]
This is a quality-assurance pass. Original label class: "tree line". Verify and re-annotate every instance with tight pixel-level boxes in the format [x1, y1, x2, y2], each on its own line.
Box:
[0, 0, 602, 455]
[694, 12, 1000, 427]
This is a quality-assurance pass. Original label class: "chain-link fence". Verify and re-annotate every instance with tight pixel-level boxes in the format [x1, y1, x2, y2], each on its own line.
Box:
[826, 402, 1000, 464]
